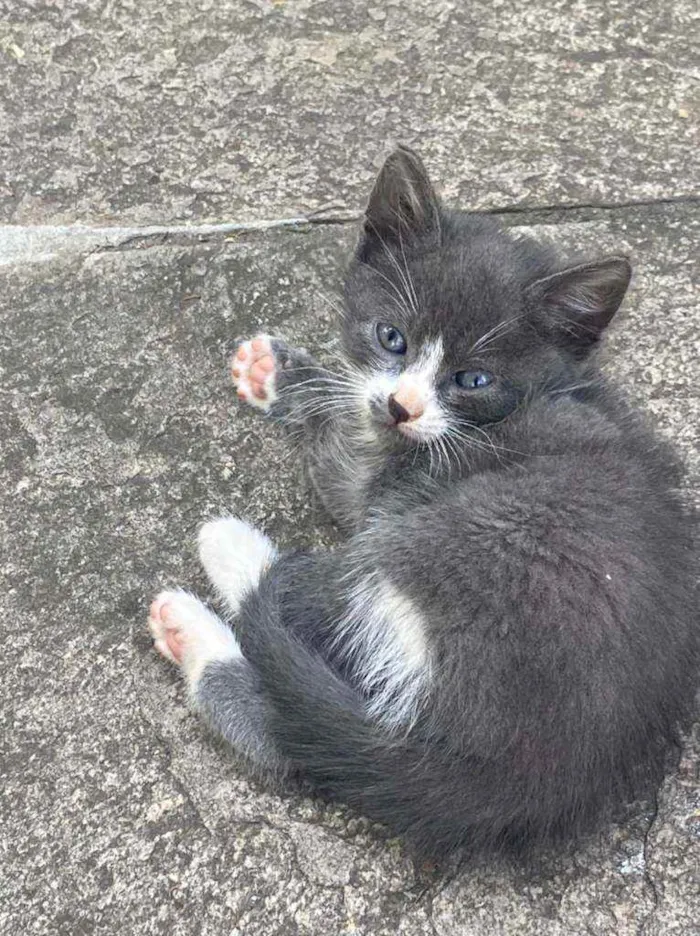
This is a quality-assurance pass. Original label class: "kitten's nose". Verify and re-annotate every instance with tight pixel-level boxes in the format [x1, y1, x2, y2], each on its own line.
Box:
[388, 394, 411, 424]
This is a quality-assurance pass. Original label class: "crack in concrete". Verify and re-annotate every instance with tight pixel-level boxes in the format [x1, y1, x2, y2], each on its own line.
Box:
[127, 650, 217, 838]
[486, 193, 700, 217]
[89, 193, 700, 243]
[424, 889, 442, 936]
[1, 193, 698, 264]
[639, 786, 662, 935]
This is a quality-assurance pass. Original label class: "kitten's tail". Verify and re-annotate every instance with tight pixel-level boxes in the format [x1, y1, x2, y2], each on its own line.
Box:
[239, 588, 490, 858]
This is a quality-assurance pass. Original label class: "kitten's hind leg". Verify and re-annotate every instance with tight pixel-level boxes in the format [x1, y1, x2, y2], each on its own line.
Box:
[197, 516, 277, 616]
[148, 589, 242, 688]
[148, 589, 285, 771]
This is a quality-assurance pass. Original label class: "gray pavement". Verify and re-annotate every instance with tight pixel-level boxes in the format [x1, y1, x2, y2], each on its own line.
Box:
[0, 2, 698, 934]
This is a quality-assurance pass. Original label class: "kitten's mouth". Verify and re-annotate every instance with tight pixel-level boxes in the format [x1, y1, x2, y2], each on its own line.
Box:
[371, 409, 434, 443]
[395, 420, 439, 444]
[397, 421, 420, 435]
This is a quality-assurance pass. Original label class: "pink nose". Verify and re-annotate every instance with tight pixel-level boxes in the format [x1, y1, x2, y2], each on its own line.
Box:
[389, 385, 425, 423]
[388, 394, 410, 424]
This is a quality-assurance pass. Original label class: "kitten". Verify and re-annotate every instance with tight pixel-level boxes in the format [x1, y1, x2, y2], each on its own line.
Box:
[148, 146, 698, 857]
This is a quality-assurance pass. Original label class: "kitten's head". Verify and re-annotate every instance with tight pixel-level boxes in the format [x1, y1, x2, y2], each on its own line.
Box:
[341, 146, 631, 446]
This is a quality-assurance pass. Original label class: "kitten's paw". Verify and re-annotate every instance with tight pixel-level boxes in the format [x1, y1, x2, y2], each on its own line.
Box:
[148, 589, 241, 689]
[148, 591, 187, 665]
[198, 516, 277, 614]
[231, 335, 278, 411]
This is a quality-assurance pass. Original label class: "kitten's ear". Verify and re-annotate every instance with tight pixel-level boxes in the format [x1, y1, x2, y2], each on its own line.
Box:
[364, 145, 440, 242]
[526, 256, 632, 351]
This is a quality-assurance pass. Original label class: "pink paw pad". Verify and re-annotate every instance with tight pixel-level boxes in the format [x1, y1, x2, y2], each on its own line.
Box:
[148, 595, 185, 665]
[231, 336, 277, 411]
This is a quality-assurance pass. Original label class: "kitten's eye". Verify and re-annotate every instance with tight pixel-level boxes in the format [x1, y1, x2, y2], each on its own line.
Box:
[376, 323, 407, 355]
[455, 370, 493, 390]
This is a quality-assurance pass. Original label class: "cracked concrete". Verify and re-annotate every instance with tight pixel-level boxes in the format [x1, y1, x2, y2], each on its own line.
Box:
[0, 1, 698, 934]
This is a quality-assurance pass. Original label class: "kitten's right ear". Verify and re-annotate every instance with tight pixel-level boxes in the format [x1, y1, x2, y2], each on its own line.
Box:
[364, 145, 441, 243]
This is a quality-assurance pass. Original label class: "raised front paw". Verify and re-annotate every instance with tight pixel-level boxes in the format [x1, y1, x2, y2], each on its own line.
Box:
[231, 335, 279, 412]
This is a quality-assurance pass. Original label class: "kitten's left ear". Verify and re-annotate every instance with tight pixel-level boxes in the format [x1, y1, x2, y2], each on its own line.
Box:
[364, 145, 441, 242]
[526, 256, 632, 351]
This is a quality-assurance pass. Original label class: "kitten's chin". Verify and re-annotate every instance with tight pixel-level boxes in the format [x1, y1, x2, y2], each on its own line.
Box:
[366, 416, 412, 447]
[397, 422, 434, 444]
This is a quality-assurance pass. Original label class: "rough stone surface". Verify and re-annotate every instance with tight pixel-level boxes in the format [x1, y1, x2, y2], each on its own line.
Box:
[0, 0, 698, 226]
[1, 0, 699, 933]
[1, 211, 698, 935]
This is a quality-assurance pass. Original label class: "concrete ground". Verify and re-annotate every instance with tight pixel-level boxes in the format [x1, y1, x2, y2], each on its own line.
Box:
[0, 2, 698, 934]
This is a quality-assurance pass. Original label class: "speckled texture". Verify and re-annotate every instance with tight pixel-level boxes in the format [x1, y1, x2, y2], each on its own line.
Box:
[1, 210, 698, 935]
[0, 0, 698, 226]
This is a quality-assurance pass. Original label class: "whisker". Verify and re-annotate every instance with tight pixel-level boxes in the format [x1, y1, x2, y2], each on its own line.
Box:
[470, 314, 528, 355]
[452, 429, 507, 462]
[449, 423, 526, 461]
[444, 433, 461, 477]
[365, 223, 418, 319]
[549, 381, 600, 396]
[378, 284, 414, 323]
[286, 398, 358, 420]
[368, 264, 414, 322]
[435, 434, 451, 481]
[442, 429, 473, 476]
[316, 290, 348, 321]
[279, 381, 359, 397]
[378, 238, 418, 317]
[398, 233, 420, 317]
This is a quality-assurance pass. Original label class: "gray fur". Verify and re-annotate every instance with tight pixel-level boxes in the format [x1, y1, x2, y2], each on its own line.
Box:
[196, 657, 287, 775]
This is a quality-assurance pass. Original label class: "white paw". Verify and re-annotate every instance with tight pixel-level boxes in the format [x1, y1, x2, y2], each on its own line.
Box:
[148, 589, 242, 691]
[198, 516, 277, 614]
[231, 335, 278, 411]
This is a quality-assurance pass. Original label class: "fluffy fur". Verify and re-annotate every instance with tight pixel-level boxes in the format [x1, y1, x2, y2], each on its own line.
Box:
[149, 146, 698, 858]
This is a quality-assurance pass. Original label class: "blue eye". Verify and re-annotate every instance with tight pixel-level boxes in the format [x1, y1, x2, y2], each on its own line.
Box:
[455, 370, 493, 390]
[376, 323, 407, 355]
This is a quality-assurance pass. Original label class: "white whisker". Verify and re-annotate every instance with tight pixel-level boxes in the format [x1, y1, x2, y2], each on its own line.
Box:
[365, 223, 419, 319]
[398, 234, 420, 317]
[316, 290, 348, 321]
[470, 314, 527, 355]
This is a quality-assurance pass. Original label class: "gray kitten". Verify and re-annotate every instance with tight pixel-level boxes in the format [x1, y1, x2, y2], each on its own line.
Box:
[148, 147, 698, 857]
